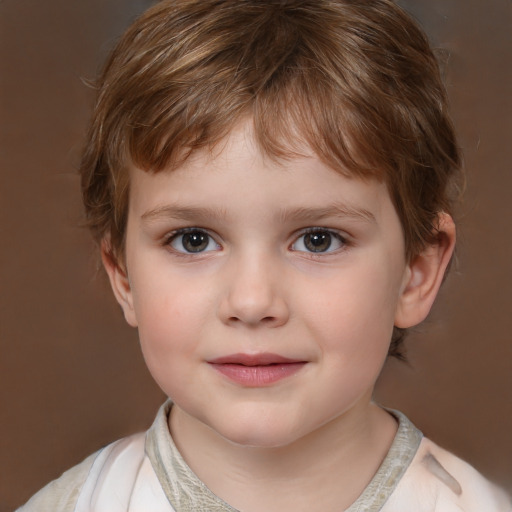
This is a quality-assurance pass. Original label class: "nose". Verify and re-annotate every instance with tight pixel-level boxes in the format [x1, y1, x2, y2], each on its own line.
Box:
[218, 252, 289, 328]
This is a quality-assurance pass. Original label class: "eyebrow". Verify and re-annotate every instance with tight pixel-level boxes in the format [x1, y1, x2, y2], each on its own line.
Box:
[140, 202, 376, 224]
[141, 205, 227, 223]
[277, 204, 376, 224]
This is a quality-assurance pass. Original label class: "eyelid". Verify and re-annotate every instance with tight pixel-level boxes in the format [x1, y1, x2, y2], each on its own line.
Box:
[290, 227, 349, 254]
[164, 227, 221, 254]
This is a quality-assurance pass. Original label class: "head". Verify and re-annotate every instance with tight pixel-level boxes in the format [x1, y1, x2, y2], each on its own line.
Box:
[80, 0, 461, 359]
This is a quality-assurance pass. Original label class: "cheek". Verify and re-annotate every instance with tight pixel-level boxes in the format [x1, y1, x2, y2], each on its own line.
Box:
[136, 300, 201, 400]
[300, 264, 399, 358]
[130, 274, 209, 381]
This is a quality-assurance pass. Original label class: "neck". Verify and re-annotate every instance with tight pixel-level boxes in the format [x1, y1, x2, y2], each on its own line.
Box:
[169, 401, 397, 512]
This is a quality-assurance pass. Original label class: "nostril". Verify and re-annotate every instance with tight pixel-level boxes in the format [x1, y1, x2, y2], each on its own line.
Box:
[226, 315, 279, 326]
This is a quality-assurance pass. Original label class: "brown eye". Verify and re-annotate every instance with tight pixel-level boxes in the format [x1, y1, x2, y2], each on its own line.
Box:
[170, 229, 219, 253]
[304, 232, 332, 252]
[291, 229, 345, 254]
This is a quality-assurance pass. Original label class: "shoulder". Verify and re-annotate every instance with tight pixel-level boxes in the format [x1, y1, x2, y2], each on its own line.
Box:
[16, 450, 99, 512]
[16, 433, 148, 512]
[384, 437, 511, 512]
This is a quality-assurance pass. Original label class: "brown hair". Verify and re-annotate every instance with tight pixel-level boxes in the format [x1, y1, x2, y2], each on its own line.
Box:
[80, 0, 461, 358]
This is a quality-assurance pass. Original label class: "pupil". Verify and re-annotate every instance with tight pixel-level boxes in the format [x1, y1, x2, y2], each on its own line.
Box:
[305, 232, 331, 252]
[183, 232, 208, 252]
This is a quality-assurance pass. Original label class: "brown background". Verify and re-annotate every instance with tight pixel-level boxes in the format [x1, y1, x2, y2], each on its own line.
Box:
[1, 0, 511, 510]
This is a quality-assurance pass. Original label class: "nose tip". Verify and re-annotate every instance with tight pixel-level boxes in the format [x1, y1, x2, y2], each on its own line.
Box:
[218, 259, 289, 328]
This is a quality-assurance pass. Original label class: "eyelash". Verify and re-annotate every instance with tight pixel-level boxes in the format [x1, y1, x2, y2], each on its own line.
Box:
[291, 228, 348, 255]
[164, 228, 220, 255]
[163, 227, 349, 256]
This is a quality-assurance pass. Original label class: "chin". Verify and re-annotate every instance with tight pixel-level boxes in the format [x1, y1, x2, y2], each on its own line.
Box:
[222, 430, 298, 449]
[211, 415, 304, 449]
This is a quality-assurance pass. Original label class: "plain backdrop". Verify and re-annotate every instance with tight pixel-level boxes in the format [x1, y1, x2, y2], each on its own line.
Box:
[1, 0, 511, 510]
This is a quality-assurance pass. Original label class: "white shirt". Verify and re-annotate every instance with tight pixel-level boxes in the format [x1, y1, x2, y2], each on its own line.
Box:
[18, 402, 511, 511]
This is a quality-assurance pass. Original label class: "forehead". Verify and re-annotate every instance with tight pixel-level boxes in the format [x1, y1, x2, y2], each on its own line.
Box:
[128, 122, 396, 229]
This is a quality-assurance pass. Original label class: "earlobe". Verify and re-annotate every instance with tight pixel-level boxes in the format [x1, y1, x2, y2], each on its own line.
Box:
[395, 213, 456, 329]
[101, 240, 138, 328]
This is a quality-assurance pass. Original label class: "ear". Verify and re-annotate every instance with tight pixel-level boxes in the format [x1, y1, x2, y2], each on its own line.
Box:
[395, 213, 456, 328]
[101, 239, 138, 327]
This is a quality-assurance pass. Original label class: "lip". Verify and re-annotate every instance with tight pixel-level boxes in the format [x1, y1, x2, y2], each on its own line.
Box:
[207, 353, 307, 387]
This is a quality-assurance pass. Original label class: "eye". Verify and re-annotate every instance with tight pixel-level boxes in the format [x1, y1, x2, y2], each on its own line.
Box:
[291, 229, 345, 254]
[168, 229, 220, 254]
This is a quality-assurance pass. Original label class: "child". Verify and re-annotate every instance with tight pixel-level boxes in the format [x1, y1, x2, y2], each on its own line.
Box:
[18, 0, 511, 510]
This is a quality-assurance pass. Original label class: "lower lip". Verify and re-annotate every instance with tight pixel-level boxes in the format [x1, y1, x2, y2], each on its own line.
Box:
[209, 362, 306, 386]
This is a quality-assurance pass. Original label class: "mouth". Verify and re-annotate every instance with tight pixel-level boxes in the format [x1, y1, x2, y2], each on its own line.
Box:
[207, 353, 307, 387]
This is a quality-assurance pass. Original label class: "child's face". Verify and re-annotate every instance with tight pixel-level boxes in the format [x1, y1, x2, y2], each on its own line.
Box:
[112, 122, 414, 447]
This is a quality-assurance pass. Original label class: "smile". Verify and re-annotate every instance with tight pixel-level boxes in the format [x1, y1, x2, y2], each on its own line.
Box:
[207, 353, 307, 387]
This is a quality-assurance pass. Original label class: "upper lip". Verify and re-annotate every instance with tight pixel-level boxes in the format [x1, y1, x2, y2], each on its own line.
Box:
[208, 353, 305, 366]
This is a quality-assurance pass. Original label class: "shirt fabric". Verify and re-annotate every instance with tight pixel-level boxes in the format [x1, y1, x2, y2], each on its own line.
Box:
[18, 401, 511, 511]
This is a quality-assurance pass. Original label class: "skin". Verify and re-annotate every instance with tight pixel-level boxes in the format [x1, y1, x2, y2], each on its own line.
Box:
[104, 121, 455, 511]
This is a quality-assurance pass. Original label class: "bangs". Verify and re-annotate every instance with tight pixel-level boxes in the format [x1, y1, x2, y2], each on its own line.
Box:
[110, 0, 411, 181]
[125, 71, 385, 183]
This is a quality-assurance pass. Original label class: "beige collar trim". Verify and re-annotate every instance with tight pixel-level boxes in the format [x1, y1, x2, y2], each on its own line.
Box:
[146, 402, 422, 512]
